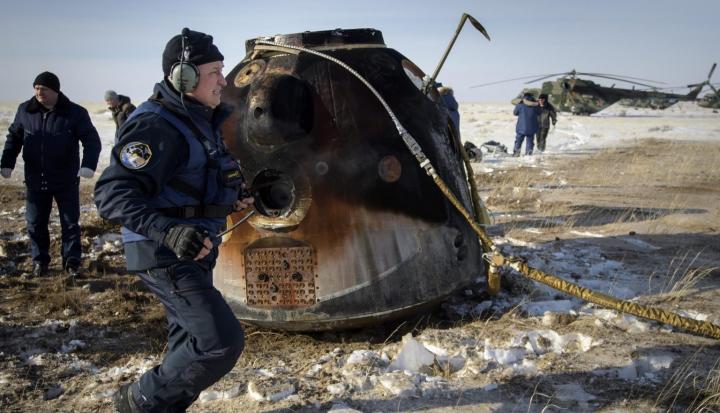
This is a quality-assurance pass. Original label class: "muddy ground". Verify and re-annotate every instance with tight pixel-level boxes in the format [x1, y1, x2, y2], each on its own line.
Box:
[1, 138, 719, 412]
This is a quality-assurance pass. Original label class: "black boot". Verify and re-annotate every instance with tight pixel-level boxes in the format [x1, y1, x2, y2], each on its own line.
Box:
[65, 259, 81, 278]
[113, 383, 142, 413]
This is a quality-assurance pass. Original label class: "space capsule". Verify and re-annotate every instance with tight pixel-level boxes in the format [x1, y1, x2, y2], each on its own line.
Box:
[215, 28, 486, 330]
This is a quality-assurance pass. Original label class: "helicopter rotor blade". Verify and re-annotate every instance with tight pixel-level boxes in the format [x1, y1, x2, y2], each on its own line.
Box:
[523, 72, 572, 84]
[708, 83, 719, 96]
[579, 74, 658, 89]
[708, 63, 717, 81]
[581, 72, 665, 84]
[470, 74, 557, 88]
[474, 68, 684, 89]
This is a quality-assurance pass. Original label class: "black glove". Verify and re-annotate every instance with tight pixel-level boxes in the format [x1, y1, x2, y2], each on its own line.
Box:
[163, 225, 208, 261]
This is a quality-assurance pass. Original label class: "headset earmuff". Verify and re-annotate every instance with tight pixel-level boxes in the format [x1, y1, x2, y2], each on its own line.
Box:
[169, 28, 199, 93]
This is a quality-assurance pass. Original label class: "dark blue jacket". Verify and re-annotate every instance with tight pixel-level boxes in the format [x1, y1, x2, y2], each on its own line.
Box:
[94, 81, 238, 271]
[441, 93, 461, 136]
[1, 93, 101, 191]
[513, 102, 540, 136]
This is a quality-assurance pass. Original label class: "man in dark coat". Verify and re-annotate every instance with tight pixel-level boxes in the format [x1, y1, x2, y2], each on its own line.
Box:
[94, 28, 253, 413]
[535, 93, 557, 153]
[1, 71, 101, 276]
[104, 90, 136, 130]
[512, 92, 540, 156]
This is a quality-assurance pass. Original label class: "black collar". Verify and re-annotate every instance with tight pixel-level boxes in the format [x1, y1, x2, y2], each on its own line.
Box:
[26, 93, 71, 114]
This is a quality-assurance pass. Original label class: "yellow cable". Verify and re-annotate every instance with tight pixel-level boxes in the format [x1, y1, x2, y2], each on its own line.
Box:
[431, 173, 720, 340]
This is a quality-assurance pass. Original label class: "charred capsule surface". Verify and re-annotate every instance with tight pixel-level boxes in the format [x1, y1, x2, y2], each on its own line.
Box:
[215, 28, 484, 330]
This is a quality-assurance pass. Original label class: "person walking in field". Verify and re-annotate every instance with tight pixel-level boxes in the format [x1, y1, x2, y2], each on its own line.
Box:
[512, 92, 540, 156]
[535, 93, 557, 153]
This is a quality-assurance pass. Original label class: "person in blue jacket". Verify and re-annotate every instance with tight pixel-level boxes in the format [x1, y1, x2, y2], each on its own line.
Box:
[1, 72, 101, 277]
[512, 92, 540, 156]
[437, 84, 460, 135]
[94, 29, 253, 413]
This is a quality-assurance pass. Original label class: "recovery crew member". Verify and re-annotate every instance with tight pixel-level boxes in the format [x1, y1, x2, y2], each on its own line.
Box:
[1, 71, 101, 277]
[94, 28, 253, 412]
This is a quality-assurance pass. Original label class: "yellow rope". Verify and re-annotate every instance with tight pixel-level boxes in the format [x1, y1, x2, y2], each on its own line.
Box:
[431, 174, 720, 340]
[458, 142, 498, 293]
[430, 174, 496, 251]
[507, 259, 720, 339]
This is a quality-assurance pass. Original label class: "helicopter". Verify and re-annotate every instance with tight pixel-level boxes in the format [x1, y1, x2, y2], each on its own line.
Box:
[620, 63, 718, 110]
[213, 15, 492, 331]
[473, 67, 713, 115]
[694, 65, 720, 109]
[697, 89, 720, 109]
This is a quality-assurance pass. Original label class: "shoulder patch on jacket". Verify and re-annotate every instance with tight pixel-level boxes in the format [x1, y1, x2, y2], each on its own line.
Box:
[120, 142, 152, 169]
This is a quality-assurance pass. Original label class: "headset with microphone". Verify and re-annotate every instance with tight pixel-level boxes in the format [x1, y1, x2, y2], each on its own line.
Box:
[166, 28, 256, 240]
[169, 28, 200, 93]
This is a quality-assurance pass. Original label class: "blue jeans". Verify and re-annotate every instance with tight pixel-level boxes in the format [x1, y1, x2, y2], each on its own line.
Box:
[514, 133, 535, 155]
[25, 187, 81, 267]
[131, 261, 245, 412]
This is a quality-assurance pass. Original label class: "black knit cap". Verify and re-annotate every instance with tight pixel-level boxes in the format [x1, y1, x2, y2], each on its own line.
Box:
[162, 28, 224, 76]
[33, 71, 60, 93]
[539, 93, 548, 100]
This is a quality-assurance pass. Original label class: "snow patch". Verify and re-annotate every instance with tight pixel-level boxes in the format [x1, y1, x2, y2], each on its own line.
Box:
[592, 309, 653, 333]
[197, 385, 242, 403]
[554, 382, 596, 409]
[247, 381, 295, 402]
[387, 334, 436, 373]
[378, 371, 418, 398]
[60, 339, 87, 353]
[329, 403, 363, 412]
[522, 300, 575, 316]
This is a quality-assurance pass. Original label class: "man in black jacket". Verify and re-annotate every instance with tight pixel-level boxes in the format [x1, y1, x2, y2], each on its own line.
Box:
[1, 72, 101, 277]
[95, 29, 253, 413]
[104, 90, 136, 130]
[536, 93, 557, 153]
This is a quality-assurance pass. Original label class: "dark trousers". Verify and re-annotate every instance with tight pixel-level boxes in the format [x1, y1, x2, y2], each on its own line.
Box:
[536, 128, 550, 152]
[25, 186, 81, 267]
[131, 261, 245, 413]
[513, 133, 534, 155]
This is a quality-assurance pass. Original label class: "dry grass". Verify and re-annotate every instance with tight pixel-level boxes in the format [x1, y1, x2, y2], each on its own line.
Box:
[558, 139, 720, 190]
[655, 351, 720, 412]
[475, 139, 720, 241]
[649, 249, 717, 301]
[30, 277, 89, 315]
[692, 361, 720, 412]
[667, 265, 717, 298]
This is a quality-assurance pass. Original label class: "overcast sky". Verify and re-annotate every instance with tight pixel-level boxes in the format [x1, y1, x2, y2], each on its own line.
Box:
[1, 0, 718, 103]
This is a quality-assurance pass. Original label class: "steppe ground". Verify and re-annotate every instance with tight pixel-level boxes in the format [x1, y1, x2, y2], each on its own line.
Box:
[0, 102, 719, 412]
